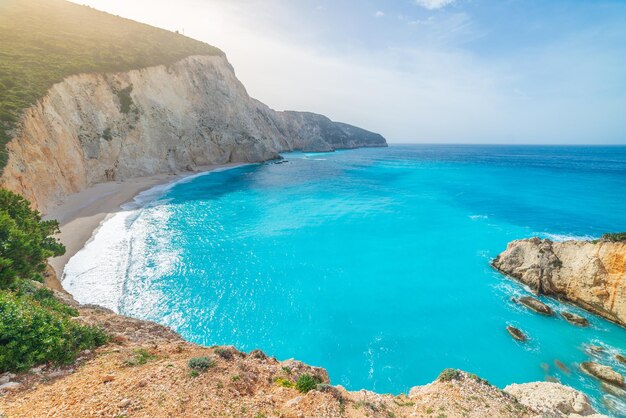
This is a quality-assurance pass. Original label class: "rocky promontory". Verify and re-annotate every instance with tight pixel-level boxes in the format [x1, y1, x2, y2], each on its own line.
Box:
[492, 237, 626, 327]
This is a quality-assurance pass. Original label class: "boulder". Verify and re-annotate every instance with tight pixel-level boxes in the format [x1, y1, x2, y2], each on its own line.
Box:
[518, 296, 554, 316]
[581, 362, 625, 387]
[0, 373, 16, 385]
[504, 381, 601, 417]
[0, 382, 21, 391]
[506, 326, 527, 342]
[561, 311, 589, 327]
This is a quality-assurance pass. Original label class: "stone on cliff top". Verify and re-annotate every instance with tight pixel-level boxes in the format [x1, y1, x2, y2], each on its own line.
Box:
[0, 373, 15, 385]
[561, 311, 589, 327]
[518, 296, 554, 316]
[0, 382, 21, 391]
[507, 325, 527, 342]
[504, 381, 602, 417]
[580, 362, 625, 387]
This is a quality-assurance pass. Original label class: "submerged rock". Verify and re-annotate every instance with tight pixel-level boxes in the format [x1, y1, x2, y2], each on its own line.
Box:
[507, 325, 527, 342]
[518, 296, 554, 316]
[601, 382, 626, 398]
[603, 395, 626, 416]
[561, 311, 589, 327]
[586, 345, 605, 355]
[616, 354, 626, 365]
[504, 381, 600, 417]
[554, 359, 571, 375]
[580, 362, 625, 387]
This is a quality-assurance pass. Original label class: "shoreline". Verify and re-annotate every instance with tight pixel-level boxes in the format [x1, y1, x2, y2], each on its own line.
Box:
[45, 163, 242, 289]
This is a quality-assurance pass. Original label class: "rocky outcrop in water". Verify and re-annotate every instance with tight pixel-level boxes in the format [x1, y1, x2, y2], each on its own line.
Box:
[516, 296, 554, 316]
[493, 238, 626, 327]
[580, 362, 625, 387]
[0, 55, 385, 212]
[561, 311, 589, 327]
[507, 325, 527, 342]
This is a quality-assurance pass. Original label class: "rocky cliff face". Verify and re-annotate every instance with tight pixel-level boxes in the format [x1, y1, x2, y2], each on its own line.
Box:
[0, 55, 385, 212]
[493, 238, 626, 326]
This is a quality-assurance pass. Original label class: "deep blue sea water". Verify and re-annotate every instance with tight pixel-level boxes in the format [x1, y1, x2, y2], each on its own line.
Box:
[65, 145, 626, 415]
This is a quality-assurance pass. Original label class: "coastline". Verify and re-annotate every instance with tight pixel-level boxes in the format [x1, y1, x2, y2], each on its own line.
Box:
[45, 163, 242, 289]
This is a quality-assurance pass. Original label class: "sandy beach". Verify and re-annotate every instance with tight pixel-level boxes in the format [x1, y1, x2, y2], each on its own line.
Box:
[45, 163, 240, 289]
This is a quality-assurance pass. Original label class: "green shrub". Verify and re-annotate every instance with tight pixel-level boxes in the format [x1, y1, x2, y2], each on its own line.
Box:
[0, 290, 107, 372]
[14, 281, 78, 317]
[274, 377, 294, 388]
[601, 232, 626, 242]
[0, 189, 65, 288]
[0, 190, 105, 372]
[188, 356, 215, 372]
[123, 348, 155, 366]
[102, 127, 112, 141]
[296, 374, 322, 393]
[214, 347, 233, 360]
[437, 368, 462, 382]
[116, 85, 134, 114]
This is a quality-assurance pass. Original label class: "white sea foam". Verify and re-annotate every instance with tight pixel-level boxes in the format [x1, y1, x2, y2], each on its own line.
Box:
[539, 232, 596, 242]
[62, 165, 246, 313]
[63, 207, 137, 311]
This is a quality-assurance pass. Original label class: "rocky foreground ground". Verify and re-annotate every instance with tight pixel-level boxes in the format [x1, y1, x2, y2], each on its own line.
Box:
[0, 289, 606, 418]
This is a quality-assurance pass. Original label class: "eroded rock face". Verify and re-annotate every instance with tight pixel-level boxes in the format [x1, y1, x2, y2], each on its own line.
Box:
[504, 382, 604, 417]
[580, 362, 625, 387]
[493, 238, 626, 326]
[0, 55, 386, 212]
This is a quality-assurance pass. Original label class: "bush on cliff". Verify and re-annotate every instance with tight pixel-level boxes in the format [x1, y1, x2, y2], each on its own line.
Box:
[601, 232, 626, 242]
[296, 374, 323, 393]
[0, 189, 65, 288]
[0, 284, 107, 372]
[0, 189, 107, 372]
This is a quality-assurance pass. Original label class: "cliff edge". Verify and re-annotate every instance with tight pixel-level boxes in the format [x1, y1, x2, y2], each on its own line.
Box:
[0, 55, 385, 212]
[492, 238, 626, 327]
[0, 285, 604, 418]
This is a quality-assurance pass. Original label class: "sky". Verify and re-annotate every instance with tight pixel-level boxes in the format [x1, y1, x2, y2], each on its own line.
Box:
[73, 0, 626, 144]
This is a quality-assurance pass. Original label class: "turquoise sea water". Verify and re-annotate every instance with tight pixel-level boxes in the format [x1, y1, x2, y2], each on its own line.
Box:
[65, 145, 626, 415]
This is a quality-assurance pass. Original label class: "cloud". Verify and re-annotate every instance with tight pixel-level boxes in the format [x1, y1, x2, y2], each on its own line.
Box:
[72, 0, 626, 144]
[374, 11, 385, 18]
[414, 0, 456, 10]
